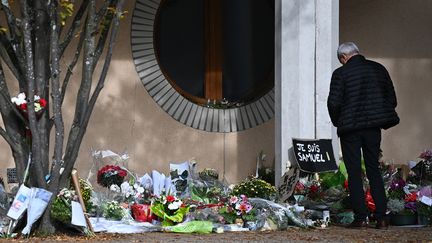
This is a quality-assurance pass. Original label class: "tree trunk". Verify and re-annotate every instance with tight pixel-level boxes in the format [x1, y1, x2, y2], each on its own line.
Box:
[0, 0, 124, 234]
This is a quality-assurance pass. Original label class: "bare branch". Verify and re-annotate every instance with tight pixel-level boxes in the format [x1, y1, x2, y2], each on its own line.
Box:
[0, 125, 19, 152]
[93, 0, 118, 67]
[0, 91, 28, 126]
[0, 33, 25, 87]
[1, 3, 19, 38]
[95, 0, 111, 24]
[73, 0, 96, 126]
[88, 2, 122, 111]
[0, 4, 26, 86]
[61, 0, 125, 186]
[60, 27, 85, 106]
[59, 1, 89, 57]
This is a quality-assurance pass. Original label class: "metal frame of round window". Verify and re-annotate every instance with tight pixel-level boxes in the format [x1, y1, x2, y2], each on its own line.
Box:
[131, 0, 274, 132]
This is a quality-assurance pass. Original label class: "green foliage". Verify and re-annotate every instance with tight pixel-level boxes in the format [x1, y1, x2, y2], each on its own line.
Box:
[218, 206, 237, 224]
[51, 196, 71, 224]
[52, 179, 94, 224]
[232, 177, 276, 200]
[150, 202, 189, 226]
[59, 0, 74, 26]
[388, 188, 405, 200]
[320, 171, 346, 190]
[102, 201, 124, 220]
[417, 202, 432, 216]
[190, 183, 224, 204]
[387, 198, 405, 214]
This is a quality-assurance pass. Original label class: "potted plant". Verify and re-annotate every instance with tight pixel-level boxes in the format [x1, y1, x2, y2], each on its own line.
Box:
[416, 201, 432, 225]
[386, 178, 418, 225]
[387, 198, 417, 225]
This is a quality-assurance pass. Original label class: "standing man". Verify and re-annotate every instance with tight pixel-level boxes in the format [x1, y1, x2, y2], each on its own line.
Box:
[327, 42, 399, 229]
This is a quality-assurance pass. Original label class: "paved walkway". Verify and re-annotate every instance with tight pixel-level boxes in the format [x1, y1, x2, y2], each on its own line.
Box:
[2, 226, 431, 242]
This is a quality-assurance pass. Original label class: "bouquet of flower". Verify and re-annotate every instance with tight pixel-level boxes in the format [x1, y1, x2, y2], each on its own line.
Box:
[120, 181, 148, 204]
[232, 177, 277, 200]
[130, 203, 155, 222]
[51, 188, 78, 224]
[150, 194, 189, 226]
[97, 165, 127, 187]
[304, 180, 322, 201]
[294, 181, 306, 195]
[419, 149, 432, 161]
[102, 200, 125, 220]
[11, 92, 47, 118]
[218, 195, 256, 224]
[411, 149, 432, 182]
[388, 178, 406, 199]
[386, 178, 417, 215]
[52, 179, 94, 223]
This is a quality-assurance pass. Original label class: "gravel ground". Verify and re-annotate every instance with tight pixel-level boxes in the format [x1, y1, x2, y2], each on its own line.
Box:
[1, 226, 431, 243]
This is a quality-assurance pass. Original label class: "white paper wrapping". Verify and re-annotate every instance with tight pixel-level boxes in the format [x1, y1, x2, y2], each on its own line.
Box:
[22, 188, 53, 235]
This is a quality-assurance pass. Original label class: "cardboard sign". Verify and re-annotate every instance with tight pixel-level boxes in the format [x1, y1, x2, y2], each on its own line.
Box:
[71, 201, 87, 227]
[292, 138, 338, 173]
[278, 166, 300, 202]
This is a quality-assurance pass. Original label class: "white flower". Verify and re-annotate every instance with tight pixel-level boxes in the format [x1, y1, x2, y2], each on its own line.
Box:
[17, 92, 26, 100]
[11, 92, 27, 105]
[136, 186, 144, 194]
[34, 95, 40, 100]
[168, 200, 182, 210]
[110, 184, 120, 193]
[121, 182, 132, 197]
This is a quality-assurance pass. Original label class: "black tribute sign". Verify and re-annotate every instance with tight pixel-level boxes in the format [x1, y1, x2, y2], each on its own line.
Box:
[292, 138, 338, 173]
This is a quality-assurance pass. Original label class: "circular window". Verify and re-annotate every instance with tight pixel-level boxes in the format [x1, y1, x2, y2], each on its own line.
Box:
[131, 0, 275, 132]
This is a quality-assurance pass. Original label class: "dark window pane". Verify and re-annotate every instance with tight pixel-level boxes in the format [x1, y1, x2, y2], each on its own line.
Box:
[222, 0, 274, 103]
[155, 0, 204, 98]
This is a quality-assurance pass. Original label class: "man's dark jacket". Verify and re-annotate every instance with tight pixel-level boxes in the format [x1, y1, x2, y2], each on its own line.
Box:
[327, 55, 399, 135]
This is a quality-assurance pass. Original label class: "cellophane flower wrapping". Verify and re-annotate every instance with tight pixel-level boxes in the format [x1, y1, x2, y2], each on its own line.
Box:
[248, 198, 309, 229]
[51, 179, 94, 225]
[87, 149, 131, 220]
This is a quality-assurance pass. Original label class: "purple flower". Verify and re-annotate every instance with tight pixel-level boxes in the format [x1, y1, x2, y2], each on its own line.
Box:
[390, 178, 406, 190]
[419, 149, 432, 161]
[404, 202, 416, 211]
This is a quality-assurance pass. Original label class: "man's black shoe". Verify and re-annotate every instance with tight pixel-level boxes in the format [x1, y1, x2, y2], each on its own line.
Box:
[375, 219, 389, 229]
[346, 220, 368, 228]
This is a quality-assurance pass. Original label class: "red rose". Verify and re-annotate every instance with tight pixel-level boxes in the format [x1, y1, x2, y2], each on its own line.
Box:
[166, 195, 175, 203]
[309, 184, 319, 193]
[19, 103, 27, 110]
[118, 170, 127, 177]
[38, 98, 47, 107]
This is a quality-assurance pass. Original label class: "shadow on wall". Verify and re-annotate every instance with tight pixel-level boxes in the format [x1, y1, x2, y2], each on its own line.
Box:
[0, 0, 275, 183]
[70, 0, 276, 183]
[340, 0, 432, 163]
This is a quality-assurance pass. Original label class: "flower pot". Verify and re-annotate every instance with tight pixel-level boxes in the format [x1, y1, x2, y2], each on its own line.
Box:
[390, 214, 418, 226]
[418, 215, 431, 225]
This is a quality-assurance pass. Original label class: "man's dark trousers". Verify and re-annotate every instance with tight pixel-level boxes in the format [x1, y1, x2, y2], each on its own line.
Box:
[340, 127, 387, 222]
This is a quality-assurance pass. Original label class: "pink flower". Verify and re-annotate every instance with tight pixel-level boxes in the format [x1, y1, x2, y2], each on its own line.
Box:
[230, 196, 238, 204]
